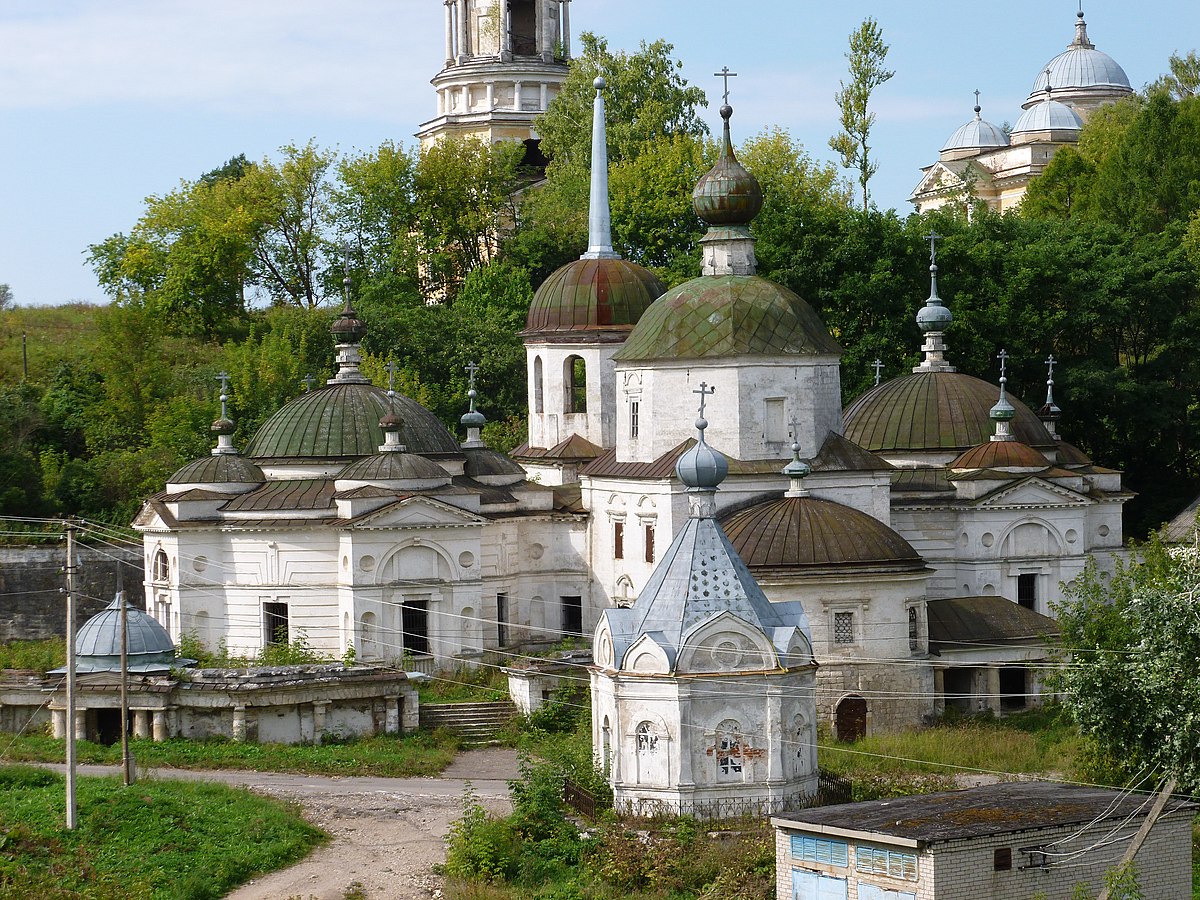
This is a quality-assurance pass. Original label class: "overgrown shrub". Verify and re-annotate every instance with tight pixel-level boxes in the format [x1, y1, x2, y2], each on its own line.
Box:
[444, 788, 520, 882]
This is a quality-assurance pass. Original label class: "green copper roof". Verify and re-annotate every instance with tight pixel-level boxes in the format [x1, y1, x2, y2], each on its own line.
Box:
[168, 453, 264, 486]
[245, 383, 459, 460]
[614, 275, 841, 362]
[524, 258, 665, 337]
[843, 372, 1056, 453]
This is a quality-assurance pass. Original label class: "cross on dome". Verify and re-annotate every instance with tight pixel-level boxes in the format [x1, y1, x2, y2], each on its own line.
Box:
[997, 348, 1009, 380]
[872, 358, 884, 386]
[925, 230, 942, 267]
[385, 357, 398, 396]
[302, 374, 315, 393]
[973, 89, 981, 115]
[714, 66, 737, 106]
[694, 381, 715, 428]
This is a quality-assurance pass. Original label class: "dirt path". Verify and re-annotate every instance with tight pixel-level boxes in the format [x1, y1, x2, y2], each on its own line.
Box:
[69, 748, 520, 900]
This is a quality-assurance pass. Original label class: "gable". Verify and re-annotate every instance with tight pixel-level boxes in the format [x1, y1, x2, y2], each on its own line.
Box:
[344, 495, 486, 529]
[912, 162, 965, 198]
[977, 477, 1091, 509]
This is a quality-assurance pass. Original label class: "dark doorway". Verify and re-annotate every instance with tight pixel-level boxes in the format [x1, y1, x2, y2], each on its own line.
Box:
[402, 600, 430, 655]
[835, 696, 868, 742]
[999, 667, 1028, 711]
[497, 593, 509, 647]
[510, 0, 537, 55]
[943, 668, 974, 712]
[263, 602, 289, 645]
[94, 709, 124, 746]
[561, 595, 583, 638]
[1017, 573, 1037, 610]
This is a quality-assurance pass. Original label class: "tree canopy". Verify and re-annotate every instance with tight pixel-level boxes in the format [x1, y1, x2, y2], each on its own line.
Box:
[829, 17, 894, 211]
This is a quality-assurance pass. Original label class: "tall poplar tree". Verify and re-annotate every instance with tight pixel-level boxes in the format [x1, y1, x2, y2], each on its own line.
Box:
[829, 17, 894, 211]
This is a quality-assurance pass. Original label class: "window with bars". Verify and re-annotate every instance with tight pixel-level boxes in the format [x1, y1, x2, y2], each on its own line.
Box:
[908, 607, 919, 651]
[716, 719, 743, 776]
[635, 721, 658, 754]
[630, 400, 640, 438]
[834, 611, 854, 644]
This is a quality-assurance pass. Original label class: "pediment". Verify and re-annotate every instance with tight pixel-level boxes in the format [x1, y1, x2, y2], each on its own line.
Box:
[977, 477, 1091, 509]
[912, 161, 965, 198]
[622, 633, 673, 675]
[133, 499, 176, 531]
[344, 495, 486, 529]
[678, 611, 774, 674]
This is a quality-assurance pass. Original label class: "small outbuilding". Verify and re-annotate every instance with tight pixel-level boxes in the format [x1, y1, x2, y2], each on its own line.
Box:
[771, 782, 1195, 900]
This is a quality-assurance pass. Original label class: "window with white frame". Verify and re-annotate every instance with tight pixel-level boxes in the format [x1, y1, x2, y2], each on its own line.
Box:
[630, 399, 640, 439]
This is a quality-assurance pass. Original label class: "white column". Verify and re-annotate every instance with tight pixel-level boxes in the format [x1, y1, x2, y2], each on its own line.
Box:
[74, 710, 87, 741]
[152, 710, 169, 742]
[232, 705, 246, 742]
[385, 696, 400, 734]
[561, 0, 570, 58]
[500, 0, 510, 56]
[133, 709, 152, 739]
[51, 708, 66, 739]
[535, 0, 546, 57]
[444, 1, 454, 64]
[514, 80, 523, 111]
[540, 82, 548, 111]
[486, 82, 495, 108]
[457, 0, 469, 60]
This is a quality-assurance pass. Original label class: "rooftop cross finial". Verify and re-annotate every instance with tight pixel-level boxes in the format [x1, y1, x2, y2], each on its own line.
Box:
[693, 382, 715, 432]
[464, 360, 480, 413]
[1045, 68, 1054, 99]
[385, 357, 398, 396]
[215, 372, 231, 419]
[997, 348, 1009, 381]
[341, 242, 353, 308]
[1046, 354, 1057, 383]
[924, 230, 942, 268]
[714, 67, 737, 106]
[303, 374, 315, 393]
[974, 88, 981, 110]
[873, 358, 884, 387]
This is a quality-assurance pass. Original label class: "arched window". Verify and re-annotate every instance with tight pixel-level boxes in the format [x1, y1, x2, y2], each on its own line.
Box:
[533, 356, 544, 414]
[152, 549, 170, 584]
[564, 355, 587, 413]
[715, 719, 743, 776]
[360, 612, 377, 660]
[635, 721, 659, 754]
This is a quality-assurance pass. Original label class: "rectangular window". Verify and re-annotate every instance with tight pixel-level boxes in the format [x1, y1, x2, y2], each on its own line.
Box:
[630, 400, 640, 439]
[791, 835, 849, 867]
[855, 846, 917, 881]
[561, 595, 583, 637]
[644, 524, 655, 563]
[614, 521, 624, 559]
[717, 735, 742, 776]
[496, 593, 509, 647]
[764, 397, 787, 443]
[834, 611, 854, 645]
[402, 598, 430, 655]
[994, 847, 1012, 871]
[907, 607, 919, 652]
[1017, 573, 1037, 610]
[263, 602, 289, 646]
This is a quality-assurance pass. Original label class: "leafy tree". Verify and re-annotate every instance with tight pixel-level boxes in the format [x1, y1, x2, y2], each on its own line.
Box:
[1053, 538, 1200, 794]
[1152, 50, 1200, 100]
[0, 283, 12, 310]
[829, 17, 894, 211]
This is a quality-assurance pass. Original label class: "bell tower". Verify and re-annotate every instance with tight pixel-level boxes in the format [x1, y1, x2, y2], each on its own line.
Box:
[418, 1, 572, 152]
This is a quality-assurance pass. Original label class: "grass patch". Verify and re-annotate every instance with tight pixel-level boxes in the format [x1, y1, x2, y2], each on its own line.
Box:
[0, 639, 65, 673]
[0, 763, 324, 899]
[1, 729, 460, 778]
[419, 664, 510, 704]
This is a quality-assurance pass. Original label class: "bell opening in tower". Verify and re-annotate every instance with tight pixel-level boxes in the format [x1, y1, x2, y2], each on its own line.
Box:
[510, 0, 537, 56]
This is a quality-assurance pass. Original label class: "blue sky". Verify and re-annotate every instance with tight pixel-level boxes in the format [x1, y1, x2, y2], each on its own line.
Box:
[1, 0, 1195, 307]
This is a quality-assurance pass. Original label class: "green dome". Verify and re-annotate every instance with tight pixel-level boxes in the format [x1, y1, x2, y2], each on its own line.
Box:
[692, 105, 763, 226]
[245, 383, 459, 460]
[843, 372, 1056, 453]
[524, 258, 665, 338]
[168, 454, 265, 487]
[614, 275, 840, 362]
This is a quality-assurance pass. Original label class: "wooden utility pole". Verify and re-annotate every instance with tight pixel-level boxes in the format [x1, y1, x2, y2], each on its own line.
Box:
[118, 590, 134, 786]
[64, 520, 78, 830]
[1095, 775, 1179, 900]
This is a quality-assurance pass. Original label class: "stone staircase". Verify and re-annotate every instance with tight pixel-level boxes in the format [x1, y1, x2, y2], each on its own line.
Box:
[419, 700, 518, 744]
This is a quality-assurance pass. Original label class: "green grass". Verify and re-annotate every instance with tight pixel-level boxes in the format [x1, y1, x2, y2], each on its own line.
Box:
[0, 639, 64, 673]
[0, 729, 461, 778]
[0, 764, 325, 900]
[419, 664, 510, 704]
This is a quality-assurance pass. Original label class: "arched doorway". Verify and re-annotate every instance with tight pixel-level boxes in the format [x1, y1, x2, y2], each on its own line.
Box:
[835, 695, 868, 742]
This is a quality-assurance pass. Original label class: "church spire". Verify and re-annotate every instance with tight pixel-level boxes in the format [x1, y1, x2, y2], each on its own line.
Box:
[211, 372, 239, 456]
[1039, 354, 1062, 438]
[460, 359, 487, 448]
[1071, 6, 1095, 50]
[329, 245, 370, 385]
[580, 77, 619, 260]
[989, 349, 1016, 442]
[913, 231, 956, 373]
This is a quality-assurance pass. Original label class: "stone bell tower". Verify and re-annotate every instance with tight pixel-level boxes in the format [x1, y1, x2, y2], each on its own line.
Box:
[417, 0, 572, 153]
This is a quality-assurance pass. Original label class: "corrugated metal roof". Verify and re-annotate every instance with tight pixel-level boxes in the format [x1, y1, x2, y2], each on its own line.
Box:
[952, 441, 1049, 470]
[614, 275, 841, 362]
[844, 372, 1056, 453]
[927, 595, 1060, 646]
[513, 433, 602, 461]
[223, 479, 335, 512]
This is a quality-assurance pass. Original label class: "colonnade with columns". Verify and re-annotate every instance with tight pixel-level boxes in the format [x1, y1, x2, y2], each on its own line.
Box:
[443, 0, 571, 66]
[436, 78, 555, 116]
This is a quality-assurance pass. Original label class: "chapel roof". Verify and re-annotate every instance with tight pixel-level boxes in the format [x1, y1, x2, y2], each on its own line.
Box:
[951, 439, 1049, 470]
[51, 595, 190, 674]
[1012, 97, 1083, 136]
[168, 453, 265, 488]
[941, 103, 1009, 154]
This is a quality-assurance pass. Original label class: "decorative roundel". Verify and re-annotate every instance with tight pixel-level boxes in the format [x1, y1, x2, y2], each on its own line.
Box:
[528, 543, 545, 560]
[458, 551, 475, 569]
[1066, 529, 1078, 544]
[981, 532, 995, 548]
[192, 556, 208, 573]
[359, 554, 376, 572]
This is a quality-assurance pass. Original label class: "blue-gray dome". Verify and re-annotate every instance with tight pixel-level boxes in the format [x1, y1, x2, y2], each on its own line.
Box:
[1012, 99, 1083, 136]
[676, 426, 728, 490]
[1027, 12, 1132, 107]
[942, 109, 1009, 153]
[51, 595, 188, 674]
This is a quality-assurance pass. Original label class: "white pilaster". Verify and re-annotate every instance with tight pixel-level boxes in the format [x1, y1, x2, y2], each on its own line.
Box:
[444, 0, 454, 64]
[457, 0, 468, 61]
[561, 0, 570, 57]
[514, 80, 523, 111]
[540, 82, 548, 111]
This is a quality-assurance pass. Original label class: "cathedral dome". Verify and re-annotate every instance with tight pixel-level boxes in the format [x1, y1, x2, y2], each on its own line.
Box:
[523, 257, 665, 338]
[245, 384, 459, 460]
[167, 454, 265, 490]
[843, 372, 1056, 454]
[951, 440, 1049, 470]
[613, 275, 840, 362]
[1025, 11, 1132, 108]
[720, 495, 923, 572]
[941, 106, 1009, 154]
[463, 447, 527, 483]
[1012, 98, 1083, 136]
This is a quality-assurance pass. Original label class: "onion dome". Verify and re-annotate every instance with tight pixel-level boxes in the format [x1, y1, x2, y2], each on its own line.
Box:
[245, 384, 458, 460]
[720, 495, 924, 573]
[614, 276, 839, 362]
[1026, 10, 1132, 108]
[167, 454, 265, 492]
[990, 355, 1016, 426]
[692, 104, 763, 226]
[843, 372, 1056, 454]
[941, 96, 1009, 155]
[1012, 96, 1083, 137]
[952, 439, 1047, 470]
[330, 303, 368, 344]
[51, 595, 191, 674]
[675, 385, 728, 493]
[211, 416, 235, 436]
[523, 77, 665, 340]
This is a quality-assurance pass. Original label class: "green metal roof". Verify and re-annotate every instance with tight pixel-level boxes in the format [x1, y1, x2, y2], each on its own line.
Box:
[614, 275, 841, 362]
[524, 257, 665, 337]
[843, 372, 1055, 453]
[245, 384, 459, 460]
[168, 453, 264, 486]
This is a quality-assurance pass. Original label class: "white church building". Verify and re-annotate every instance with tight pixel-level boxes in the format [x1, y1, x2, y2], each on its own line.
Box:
[135, 12, 1130, 742]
